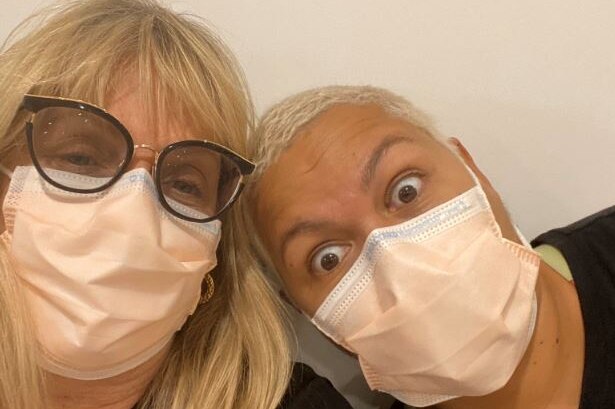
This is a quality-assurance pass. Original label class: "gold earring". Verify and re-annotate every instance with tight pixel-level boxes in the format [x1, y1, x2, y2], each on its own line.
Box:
[200, 274, 215, 304]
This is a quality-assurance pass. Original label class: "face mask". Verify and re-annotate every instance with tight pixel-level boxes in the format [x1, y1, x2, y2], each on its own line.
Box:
[311, 169, 540, 407]
[1, 166, 221, 380]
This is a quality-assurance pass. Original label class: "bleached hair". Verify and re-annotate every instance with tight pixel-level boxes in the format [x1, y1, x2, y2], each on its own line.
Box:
[251, 85, 442, 177]
[242, 85, 444, 299]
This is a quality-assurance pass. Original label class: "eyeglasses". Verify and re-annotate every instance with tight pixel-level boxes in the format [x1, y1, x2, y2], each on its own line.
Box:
[21, 94, 255, 223]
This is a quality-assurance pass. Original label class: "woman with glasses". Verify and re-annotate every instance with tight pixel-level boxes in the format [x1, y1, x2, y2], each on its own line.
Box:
[0, 1, 292, 408]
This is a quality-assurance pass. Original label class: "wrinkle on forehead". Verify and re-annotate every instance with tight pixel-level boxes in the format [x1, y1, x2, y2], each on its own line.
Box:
[255, 105, 395, 242]
[295, 107, 389, 176]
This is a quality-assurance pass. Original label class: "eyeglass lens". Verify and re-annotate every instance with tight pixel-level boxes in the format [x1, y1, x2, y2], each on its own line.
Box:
[31, 106, 129, 190]
[30, 106, 242, 221]
[158, 146, 241, 220]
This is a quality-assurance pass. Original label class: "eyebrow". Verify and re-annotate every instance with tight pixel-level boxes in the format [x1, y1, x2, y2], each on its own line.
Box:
[361, 134, 414, 190]
[277, 134, 415, 263]
[280, 219, 332, 263]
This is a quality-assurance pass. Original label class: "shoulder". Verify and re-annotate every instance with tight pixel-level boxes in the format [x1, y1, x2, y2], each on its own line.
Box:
[532, 206, 615, 408]
[531, 205, 615, 278]
[531, 205, 615, 370]
[532, 205, 615, 246]
[278, 362, 353, 409]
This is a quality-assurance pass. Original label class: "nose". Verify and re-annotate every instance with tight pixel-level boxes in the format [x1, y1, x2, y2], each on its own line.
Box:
[355, 209, 409, 245]
[358, 218, 386, 241]
[126, 144, 158, 174]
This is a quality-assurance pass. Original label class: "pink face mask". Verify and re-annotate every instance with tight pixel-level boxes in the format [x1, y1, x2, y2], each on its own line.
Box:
[311, 169, 539, 407]
[1, 166, 220, 380]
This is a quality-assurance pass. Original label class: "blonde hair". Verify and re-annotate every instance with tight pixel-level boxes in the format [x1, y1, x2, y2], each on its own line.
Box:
[251, 85, 440, 178]
[0, 1, 291, 408]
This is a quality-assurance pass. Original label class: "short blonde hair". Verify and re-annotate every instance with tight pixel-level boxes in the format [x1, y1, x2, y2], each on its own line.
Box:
[241, 85, 441, 311]
[251, 85, 440, 178]
[0, 1, 291, 409]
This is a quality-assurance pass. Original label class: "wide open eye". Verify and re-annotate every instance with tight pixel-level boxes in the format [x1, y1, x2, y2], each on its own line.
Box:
[387, 173, 423, 209]
[310, 244, 350, 275]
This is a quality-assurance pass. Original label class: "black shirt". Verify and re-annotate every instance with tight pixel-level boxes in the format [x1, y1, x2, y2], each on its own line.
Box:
[279, 362, 353, 409]
[532, 205, 615, 409]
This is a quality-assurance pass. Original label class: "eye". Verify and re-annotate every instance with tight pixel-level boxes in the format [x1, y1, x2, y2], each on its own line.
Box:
[310, 244, 350, 275]
[163, 168, 209, 202]
[388, 173, 422, 209]
[63, 153, 97, 167]
[39, 135, 114, 176]
[171, 179, 203, 197]
[50, 147, 104, 173]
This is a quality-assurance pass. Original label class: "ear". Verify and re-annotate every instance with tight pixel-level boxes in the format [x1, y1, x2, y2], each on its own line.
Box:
[447, 137, 523, 245]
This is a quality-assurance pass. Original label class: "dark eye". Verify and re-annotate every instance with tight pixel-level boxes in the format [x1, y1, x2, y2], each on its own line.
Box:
[310, 244, 350, 275]
[64, 153, 96, 167]
[388, 174, 422, 208]
[39, 136, 112, 176]
[171, 179, 203, 197]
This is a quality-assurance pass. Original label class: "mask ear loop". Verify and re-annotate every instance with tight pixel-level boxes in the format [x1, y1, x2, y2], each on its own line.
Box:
[462, 163, 483, 189]
[446, 138, 489, 191]
[459, 156, 534, 250]
[453, 147, 540, 345]
[512, 225, 533, 249]
[0, 164, 13, 179]
[457, 160, 509, 242]
[446, 138, 486, 190]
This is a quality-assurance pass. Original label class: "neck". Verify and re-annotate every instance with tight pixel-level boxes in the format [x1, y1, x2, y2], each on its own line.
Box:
[46, 346, 169, 409]
[439, 261, 585, 409]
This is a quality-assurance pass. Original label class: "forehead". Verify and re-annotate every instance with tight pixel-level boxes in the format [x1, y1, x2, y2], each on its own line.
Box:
[256, 103, 439, 236]
[105, 78, 208, 149]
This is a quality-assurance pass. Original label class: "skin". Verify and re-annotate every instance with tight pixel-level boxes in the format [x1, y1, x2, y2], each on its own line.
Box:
[254, 104, 585, 409]
[0, 78, 214, 409]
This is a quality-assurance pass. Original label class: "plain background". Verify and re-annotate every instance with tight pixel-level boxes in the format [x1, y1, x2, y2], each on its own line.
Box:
[2, 1, 614, 408]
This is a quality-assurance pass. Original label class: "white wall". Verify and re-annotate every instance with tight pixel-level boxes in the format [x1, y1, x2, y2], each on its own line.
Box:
[2, 1, 614, 408]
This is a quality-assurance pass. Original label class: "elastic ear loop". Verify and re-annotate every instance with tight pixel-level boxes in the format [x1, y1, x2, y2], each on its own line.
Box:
[462, 163, 539, 352]
[0, 164, 13, 178]
[199, 274, 215, 304]
[461, 158, 534, 250]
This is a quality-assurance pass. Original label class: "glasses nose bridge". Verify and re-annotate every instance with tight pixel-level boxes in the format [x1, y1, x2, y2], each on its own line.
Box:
[132, 143, 160, 174]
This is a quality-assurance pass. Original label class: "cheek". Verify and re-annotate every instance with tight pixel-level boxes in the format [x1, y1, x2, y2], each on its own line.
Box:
[284, 279, 324, 318]
[271, 253, 321, 316]
[251, 208, 317, 312]
[280, 266, 348, 318]
[273, 252, 317, 314]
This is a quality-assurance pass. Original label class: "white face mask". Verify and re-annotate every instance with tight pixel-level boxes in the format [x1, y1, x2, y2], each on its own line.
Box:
[311, 170, 540, 407]
[1, 166, 221, 380]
